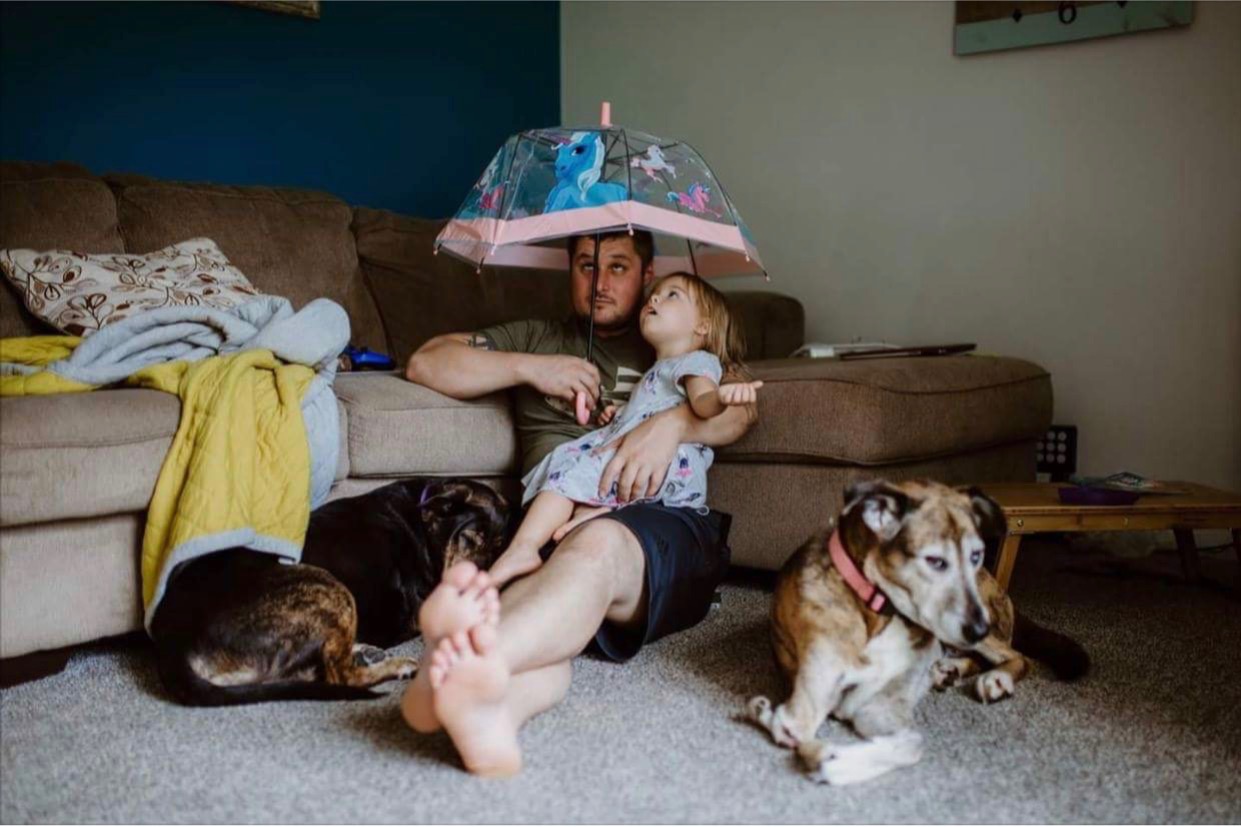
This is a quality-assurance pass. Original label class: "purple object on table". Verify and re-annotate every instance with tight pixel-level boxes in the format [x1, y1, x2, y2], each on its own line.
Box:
[1057, 486, 1141, 506]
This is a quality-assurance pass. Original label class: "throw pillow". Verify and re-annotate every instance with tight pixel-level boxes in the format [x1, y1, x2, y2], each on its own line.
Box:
[0, 238, 261, 336]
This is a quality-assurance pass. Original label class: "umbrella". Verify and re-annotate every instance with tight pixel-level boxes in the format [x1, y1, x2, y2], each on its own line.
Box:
[435, 103, 766, 420]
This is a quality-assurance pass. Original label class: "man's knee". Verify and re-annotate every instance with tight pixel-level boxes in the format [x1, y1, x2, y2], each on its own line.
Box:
[557, 518, 643, 579]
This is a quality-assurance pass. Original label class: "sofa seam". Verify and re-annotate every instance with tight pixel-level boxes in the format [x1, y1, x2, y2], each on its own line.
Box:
[751, 372, 1051, 396]
[114, 184, 346, 207]
[336, 398, 509, 413]
[1, 178, 107, 189]
[717, 435, 1040, 468]
[1, 432, 177, 450]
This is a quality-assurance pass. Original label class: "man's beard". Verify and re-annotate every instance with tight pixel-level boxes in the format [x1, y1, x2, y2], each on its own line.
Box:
[576, 302, 640, 336]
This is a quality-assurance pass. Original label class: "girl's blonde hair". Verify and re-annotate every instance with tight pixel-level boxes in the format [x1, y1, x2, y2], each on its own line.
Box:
[653, 272, 748, 377]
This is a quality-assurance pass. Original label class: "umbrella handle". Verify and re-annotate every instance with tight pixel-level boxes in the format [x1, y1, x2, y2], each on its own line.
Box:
[575, 390, 592, 427]
[579, 230, 601, 427]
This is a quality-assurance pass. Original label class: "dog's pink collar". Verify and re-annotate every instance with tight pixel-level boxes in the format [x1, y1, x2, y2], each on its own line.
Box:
[828, 529, 888, 614]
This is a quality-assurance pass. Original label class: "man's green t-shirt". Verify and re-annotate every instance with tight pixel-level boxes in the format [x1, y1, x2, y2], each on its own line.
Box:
[479, 317, 654, 475]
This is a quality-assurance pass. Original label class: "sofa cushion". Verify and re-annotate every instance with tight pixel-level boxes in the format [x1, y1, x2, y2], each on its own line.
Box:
[335, 373, 518, 477]
[352, 208, 570, 363]
[0, 389, 179, 527]
[0, 162, 126, 339]
[723, 355, 1052, 465]
[336, 356, 1047, 478]
[106, 174, 387, 352]
[0, 389, 350, 527]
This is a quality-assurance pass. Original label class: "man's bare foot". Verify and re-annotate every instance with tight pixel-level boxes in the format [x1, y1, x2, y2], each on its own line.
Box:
[430, 625, 521, 778]
[401, 562, 499, 734]
[488, 541, 544, 588]
[551, 506, 614, 542]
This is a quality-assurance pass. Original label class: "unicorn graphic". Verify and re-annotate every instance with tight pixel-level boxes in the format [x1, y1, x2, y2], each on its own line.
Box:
[630, 145, 676, 180]
[479, 184, 504, 212]
[666, 182, 722, 218]
[544, 132, 628, 213]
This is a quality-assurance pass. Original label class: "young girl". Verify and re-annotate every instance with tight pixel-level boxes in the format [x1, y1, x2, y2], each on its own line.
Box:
[488, 272, 762, 586]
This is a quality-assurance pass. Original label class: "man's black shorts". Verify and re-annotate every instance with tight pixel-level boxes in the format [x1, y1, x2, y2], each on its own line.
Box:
[538, 503, 731, 662]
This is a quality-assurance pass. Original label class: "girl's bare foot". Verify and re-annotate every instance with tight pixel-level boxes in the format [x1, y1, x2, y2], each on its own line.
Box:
[551, 506, 614, 542]
[488, 542, 544, 588]
[429, 625, 521, 778]
[401, 562, 499, 734]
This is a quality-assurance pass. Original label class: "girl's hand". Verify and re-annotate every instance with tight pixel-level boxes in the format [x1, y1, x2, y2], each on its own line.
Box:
[597, 404, 619, 426]
[718, 380, 763, 407]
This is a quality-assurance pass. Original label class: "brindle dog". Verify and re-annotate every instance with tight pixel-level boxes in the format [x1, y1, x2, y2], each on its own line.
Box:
[151, 478, 511, 706]
[748, 479, 1088, 785]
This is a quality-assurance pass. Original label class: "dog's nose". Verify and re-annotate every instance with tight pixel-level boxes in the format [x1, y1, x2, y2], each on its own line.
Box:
[963, 612, 990, 644]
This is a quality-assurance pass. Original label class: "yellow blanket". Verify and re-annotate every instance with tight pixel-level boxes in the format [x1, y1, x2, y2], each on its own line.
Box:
[0, 336, 315, 622]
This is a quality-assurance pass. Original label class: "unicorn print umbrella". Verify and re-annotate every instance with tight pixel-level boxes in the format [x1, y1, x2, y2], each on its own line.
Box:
[436, 103, 767, 364]
[437, 103, 764, 279]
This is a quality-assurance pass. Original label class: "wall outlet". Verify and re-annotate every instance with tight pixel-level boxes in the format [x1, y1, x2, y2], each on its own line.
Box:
[1036, 425, 1077, 481]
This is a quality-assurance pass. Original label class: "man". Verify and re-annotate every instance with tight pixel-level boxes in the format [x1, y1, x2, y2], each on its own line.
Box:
[399, 231, 756, 776]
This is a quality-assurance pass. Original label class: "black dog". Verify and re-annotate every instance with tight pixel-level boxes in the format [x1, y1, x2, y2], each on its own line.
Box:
[150, 478, 511, 706]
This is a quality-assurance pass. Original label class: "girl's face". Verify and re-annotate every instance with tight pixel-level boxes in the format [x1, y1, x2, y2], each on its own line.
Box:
[640, 277, 705, 348]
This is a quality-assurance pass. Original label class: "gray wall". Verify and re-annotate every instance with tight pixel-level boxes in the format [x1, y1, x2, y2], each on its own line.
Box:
[563, 1, 1241, 489]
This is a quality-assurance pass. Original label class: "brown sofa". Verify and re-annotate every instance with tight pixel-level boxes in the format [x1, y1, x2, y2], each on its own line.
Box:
[0, 161, 1053, 664]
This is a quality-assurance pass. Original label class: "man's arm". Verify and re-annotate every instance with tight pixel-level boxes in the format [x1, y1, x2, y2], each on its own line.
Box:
[405, 332, 527, 399]
[595, 376, 760, 503]
[405, 331, 602, 407]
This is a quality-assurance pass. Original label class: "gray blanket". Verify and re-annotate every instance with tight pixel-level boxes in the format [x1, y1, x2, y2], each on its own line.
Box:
[3, 295, 349, 512]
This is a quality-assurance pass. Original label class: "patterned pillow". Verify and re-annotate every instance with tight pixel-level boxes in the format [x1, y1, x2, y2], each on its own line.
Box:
[0, 238, 262, 337]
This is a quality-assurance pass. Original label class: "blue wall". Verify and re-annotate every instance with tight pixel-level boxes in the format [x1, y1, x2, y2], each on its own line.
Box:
[0, 1, 560, 217]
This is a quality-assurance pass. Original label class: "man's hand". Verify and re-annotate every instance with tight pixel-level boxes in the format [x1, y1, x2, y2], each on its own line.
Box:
[521, 354, 602, 409]
[594, 406, 688, 503]
[719, 380, 763, 407]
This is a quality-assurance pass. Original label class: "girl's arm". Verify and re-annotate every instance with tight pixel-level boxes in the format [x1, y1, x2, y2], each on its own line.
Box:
[684, 375, 726, 419]
[683, 376, 764, 419]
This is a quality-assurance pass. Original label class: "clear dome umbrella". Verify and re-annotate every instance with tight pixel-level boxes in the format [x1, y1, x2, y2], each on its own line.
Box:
[435, 103, 767, 420]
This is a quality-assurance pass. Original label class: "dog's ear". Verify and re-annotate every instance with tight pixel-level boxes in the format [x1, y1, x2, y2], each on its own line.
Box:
[844, 479, 910, 542]
[419, 480, 471, 522]
[966, 486, 1007, 542]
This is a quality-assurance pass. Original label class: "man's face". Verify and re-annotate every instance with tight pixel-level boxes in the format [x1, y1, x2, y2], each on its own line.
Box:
[569, 236, 654, 333]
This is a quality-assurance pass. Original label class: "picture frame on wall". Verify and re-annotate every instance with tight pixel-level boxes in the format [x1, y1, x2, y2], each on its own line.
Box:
[954, 1, 1192, 55]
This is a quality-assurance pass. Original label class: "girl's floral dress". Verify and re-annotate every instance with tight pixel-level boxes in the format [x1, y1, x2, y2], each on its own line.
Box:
[521, 350, 722, 514]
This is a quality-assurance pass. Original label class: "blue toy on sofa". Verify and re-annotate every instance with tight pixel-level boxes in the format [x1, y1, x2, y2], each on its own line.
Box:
[341, 345, 396, 372]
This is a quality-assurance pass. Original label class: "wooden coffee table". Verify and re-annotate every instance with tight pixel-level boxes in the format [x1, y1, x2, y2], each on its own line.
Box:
[979, 481, 1241, 590]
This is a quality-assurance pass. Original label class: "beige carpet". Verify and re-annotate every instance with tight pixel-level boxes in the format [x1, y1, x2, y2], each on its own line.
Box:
[2, 538, 1239, 823]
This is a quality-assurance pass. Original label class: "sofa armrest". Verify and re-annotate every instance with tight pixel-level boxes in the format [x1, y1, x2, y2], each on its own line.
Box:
[727, 291, 804, 361]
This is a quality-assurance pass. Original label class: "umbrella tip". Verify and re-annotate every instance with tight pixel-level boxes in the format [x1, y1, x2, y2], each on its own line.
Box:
[600, 101, 612, 127]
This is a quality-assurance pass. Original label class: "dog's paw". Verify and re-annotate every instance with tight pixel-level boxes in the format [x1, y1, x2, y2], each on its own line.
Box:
[747, 696, 799, 747]
[931, 659, 961, 690]
[805, 745, 875, 786]
[352, 644, 388, 667]
[798, 739, 835, 776]
[804, 733, 923, 785]
[808, 754, 862, 786]
[394, 657, 418, 681]
[747, 695, 773, 724]
[975, 670, 1014, 704]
